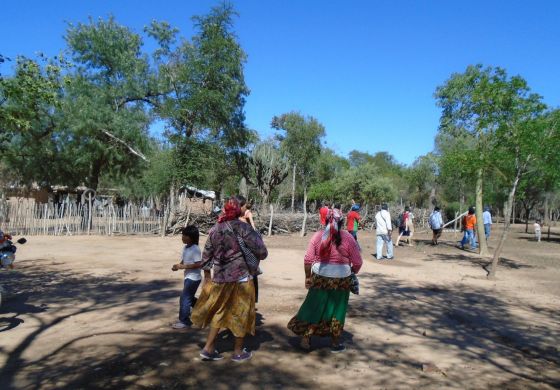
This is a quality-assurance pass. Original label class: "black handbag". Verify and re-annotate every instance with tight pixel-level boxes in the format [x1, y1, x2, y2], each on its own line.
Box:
[349, 273, 359, 295]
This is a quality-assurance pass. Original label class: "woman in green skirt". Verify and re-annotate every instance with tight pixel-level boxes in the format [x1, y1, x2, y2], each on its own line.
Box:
[288, 207, 363, 353]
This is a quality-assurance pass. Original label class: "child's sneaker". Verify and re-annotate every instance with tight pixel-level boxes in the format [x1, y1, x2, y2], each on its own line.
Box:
[331, 344, 346, 353]
[172, 321, 189, 329]
[231, 349, 252, 363]
[200, 349, 224, 361]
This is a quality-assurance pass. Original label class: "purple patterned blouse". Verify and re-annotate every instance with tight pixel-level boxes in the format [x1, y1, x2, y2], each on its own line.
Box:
[201, 219, 268, 283]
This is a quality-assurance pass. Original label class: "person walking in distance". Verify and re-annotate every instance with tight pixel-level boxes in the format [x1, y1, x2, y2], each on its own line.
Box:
[429, 207, 444, 245]
[483, 206, 492, 241]
[375, 204, 394, 260]
[395, 206, 414, 247]
[346, 203, 362, 242]
[534, 220, 542, 242]
[460, 207, 478, 250]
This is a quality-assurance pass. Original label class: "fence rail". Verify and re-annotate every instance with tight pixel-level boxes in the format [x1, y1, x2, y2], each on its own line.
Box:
[0, 201, 164, 236]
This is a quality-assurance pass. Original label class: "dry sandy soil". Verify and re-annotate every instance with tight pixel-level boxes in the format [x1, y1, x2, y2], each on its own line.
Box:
[1, 224, 559, 389]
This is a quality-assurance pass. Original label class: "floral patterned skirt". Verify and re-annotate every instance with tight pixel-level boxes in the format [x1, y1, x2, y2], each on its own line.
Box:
[287, 273, 351, 338]
[191, 279, 255, 338]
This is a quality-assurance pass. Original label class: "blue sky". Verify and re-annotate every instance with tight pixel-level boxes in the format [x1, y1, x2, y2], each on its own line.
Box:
[2, 0, 559, 165]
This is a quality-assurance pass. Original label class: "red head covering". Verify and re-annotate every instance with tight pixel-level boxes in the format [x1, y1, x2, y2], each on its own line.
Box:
[218, 197, 242, 223]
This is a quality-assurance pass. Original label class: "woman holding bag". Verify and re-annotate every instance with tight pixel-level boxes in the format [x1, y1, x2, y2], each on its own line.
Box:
[191, 197, 268, 362]
[287, 208, 363, 353]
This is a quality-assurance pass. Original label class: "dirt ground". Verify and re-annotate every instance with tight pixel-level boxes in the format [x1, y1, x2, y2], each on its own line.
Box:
[1, 224, 559, 389]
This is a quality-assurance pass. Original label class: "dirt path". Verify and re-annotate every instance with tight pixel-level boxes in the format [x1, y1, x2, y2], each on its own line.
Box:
[1, 225, 559, 389]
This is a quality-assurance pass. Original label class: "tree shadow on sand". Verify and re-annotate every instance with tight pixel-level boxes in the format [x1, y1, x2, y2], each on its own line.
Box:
[1, 265, 559, 389]
[346, 272, 560, 388]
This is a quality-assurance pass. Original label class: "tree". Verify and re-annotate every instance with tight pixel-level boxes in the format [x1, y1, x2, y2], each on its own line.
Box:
[240, 140, 289, 208]
[435, 65, 513, 257]
[272, 112, 325, 235]
[407, 153, 439, 208]
[488, 107, 557, 278]
[0, 56, 68, 187]
[147, 3, 252, 151]
[63, 16, 153, 189]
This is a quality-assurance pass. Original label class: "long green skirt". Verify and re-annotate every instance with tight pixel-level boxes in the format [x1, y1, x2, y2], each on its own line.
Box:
[287, 273, 351, 338]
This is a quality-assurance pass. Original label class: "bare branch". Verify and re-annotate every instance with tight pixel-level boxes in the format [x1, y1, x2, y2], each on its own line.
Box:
[100, 129, 149, 162]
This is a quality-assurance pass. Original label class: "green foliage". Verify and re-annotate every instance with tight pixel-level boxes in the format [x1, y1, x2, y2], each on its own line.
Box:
[0, 56, 68, 187]
[150, 3, 251, 151]
[272, 111, 326, 187]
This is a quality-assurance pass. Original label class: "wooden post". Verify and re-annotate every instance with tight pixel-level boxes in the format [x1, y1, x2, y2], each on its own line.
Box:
[268, 204, 274, 237]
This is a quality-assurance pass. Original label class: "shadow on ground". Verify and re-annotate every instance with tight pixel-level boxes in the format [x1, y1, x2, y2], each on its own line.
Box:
[1, 264, 559, 389]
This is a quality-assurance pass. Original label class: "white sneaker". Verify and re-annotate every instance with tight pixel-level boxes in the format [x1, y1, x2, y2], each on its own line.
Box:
[172, 322, 188, 329]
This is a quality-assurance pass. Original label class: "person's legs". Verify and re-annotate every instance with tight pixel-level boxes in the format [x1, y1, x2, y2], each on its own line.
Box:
[203, 327, 220, 353]
[376, 235, 384, 259]
[233, 337, 245, 355]
[178, 279, 189, 324]
[469, 230, 477, 249]
[386, 236, 394, 259]
[484, 224, 491, 240]
[460, 231, 468, 248]
[435, 229, 442, 245]
[179, 278, 201, 324]
[395, 230, 403, 247]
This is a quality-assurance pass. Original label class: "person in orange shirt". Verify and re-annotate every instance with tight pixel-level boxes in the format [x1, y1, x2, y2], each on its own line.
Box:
[460, 207, 478, 250]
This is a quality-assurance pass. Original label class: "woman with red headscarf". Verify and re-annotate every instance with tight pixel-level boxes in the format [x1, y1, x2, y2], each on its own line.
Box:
[287, 207, 363, 353]
[191, 197, 268, 362]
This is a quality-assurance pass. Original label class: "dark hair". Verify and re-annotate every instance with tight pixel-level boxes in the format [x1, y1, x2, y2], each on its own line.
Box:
[235, 195, 247, 208]
[334, 203, 341, 210]
[334, 219, 344, 247]
[182, 225, 199, 245]
[381, 203, 388, 210]
[405, 206, 410, 211]
[434, 206, 440, 212]
[468, 206, 475, 214]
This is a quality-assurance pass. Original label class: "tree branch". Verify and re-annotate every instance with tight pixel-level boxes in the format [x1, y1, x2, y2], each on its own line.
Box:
[100, 129, 149, 162]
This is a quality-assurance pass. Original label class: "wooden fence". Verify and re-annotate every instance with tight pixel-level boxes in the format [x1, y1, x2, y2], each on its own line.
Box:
[0, 201, 164, 236]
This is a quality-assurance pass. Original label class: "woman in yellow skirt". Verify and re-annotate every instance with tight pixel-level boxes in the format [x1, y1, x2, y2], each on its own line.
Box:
[191, 197, 268, 362]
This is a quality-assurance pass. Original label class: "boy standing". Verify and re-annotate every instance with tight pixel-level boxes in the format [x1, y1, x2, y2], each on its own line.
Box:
[172, 226, 202, 329]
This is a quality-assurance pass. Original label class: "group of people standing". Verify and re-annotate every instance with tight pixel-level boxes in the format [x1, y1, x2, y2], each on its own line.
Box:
[168, 197, 544, 362]
[170, 197, 364, 361]
[320, 202, 416, 260]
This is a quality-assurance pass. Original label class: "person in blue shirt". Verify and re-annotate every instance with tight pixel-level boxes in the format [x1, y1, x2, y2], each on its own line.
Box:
[428, 207, 444, 245]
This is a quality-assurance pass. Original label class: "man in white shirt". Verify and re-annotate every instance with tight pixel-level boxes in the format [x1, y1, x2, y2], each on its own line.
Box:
[375, 204, 394, 260]
[483, 207, 492, 240]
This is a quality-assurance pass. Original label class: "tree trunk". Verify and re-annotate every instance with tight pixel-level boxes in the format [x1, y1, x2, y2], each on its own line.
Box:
[291, 163, 296, 213]
[488, 172, 521, 279]
[475, 168, 489, 256]
[429, 187, 436, 207]
[300, 185, 308, 237]
[543, 193, 551, 241]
